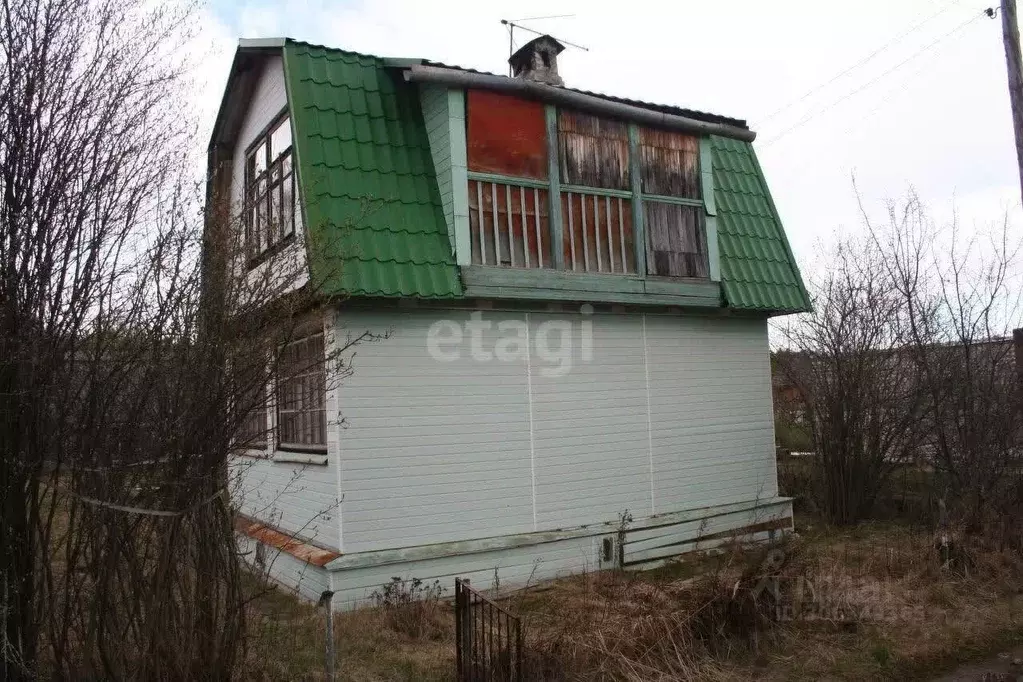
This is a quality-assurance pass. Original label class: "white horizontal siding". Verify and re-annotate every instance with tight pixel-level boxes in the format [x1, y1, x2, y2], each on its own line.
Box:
[645, 315, 777, 513]
[230, 455, 340, 551]
[330, 307, 779, 558]
[530, 313, 651, 528]
[237, 534, 330, 602]
[337, 311, 535, 553]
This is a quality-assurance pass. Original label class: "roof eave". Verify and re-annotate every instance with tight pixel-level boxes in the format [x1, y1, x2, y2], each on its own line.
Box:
[403, 64, 756, 142]
[207, 38, 288, 153]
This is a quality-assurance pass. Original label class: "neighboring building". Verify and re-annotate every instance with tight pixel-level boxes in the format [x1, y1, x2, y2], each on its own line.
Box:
[208, 36, 810, 607]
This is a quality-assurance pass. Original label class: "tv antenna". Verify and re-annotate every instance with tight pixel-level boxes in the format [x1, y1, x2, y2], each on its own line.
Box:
[500, 15, 589, 76]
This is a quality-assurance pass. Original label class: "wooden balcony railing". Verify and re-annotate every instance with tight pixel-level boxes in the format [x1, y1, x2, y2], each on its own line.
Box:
[468, 178, 551, 268]
[561, 188, 635, 274]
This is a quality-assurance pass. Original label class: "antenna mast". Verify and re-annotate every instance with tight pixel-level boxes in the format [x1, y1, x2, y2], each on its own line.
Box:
[500, 15, 588, 76]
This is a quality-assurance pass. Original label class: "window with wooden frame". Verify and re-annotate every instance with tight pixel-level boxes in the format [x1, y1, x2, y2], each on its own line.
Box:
[276, 325, 326, 452]
[245, 113, 295, 261]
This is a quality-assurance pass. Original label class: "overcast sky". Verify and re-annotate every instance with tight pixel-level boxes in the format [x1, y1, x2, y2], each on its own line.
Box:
[193, 0, 1023, 287]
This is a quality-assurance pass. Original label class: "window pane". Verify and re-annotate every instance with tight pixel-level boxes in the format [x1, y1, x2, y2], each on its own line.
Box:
[269, 184, 281, 245]
[254, 190, 267, 252]
[467, 90, 548, 179]
[270, 117, 292, 159]
[558, 110, 630, 190]
[282, 171, 294, 238]
[644, 202, 707, 278]
[639, 128, 700, 198]
[253, 141, 267, 175]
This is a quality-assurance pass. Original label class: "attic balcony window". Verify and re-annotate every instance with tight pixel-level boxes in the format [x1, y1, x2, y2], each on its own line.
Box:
[463, 91, 709, 280]
[245, 114, 295, 262]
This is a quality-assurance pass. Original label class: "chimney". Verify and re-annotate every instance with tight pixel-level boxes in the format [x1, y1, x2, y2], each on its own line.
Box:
[508, 35, 566, 86]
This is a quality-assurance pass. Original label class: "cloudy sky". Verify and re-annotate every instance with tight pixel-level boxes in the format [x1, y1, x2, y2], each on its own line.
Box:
[193, 0, 1021, 284]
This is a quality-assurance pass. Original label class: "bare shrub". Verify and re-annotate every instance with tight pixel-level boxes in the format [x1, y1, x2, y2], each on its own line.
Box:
[866, 193, 1023, 540]
[777, 231, 929, 525]
[371, 577, 447, 640]
[0, 0, 366, 677]
[778, 189, 1023, 530]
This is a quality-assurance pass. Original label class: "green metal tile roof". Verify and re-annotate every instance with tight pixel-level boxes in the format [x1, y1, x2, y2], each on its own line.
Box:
[711, 136, 810, 313]
[275, 39, 805, 311]
[283, 40, 463, 298]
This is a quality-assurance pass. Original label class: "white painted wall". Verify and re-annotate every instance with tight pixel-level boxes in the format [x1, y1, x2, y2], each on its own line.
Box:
[332, 306, 778, 555]
[230, 311, 343, 551]
[336, 310, 535, 554]
[226, 56, 339, 550]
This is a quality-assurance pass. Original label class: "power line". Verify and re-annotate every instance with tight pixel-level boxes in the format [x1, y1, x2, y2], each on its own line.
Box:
[761, 9, 989, 148]
[828, 52, 942, 147]
[758, 0, 962, 125]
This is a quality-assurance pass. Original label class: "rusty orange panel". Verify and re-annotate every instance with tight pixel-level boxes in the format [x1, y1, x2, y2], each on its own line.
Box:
[639, 128, 700, 198]
[558, 110, 630, 190]
[234, 514, 340, 567]
[467, 90, 548, 179]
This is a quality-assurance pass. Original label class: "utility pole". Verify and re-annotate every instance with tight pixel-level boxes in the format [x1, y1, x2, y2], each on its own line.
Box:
[1000, 0, 1023, 205]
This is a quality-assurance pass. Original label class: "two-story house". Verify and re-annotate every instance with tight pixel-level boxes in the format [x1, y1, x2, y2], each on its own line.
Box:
[209, 36, 811, 607]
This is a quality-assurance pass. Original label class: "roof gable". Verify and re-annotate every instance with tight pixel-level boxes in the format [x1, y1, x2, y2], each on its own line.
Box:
[220, 38, 808, 312]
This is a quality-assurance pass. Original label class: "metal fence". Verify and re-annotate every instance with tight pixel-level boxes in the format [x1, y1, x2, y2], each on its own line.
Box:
[454, 578, 523, 682]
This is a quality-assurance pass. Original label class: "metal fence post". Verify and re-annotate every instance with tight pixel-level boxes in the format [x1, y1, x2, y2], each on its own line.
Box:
[455, 579, 464, 680]
[317, 590, 336, 682]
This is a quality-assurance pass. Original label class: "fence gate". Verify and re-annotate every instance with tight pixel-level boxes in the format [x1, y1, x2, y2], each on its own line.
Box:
[454, 578, 523, 682]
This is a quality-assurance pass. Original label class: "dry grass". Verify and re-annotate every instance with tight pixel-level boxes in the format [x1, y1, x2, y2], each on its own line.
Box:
[237, 576, 456, 681]
[237, 518, 1023, 680]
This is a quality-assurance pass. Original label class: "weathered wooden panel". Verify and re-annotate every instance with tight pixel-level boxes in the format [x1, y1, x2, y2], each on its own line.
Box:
[467, 90, 548, 179]
[558, 110, 630, 190]
[644, 202, 708, 278]
[561, 191, 634, 273]
[640, 128, 700, 198]
[468, 180, 551, 267]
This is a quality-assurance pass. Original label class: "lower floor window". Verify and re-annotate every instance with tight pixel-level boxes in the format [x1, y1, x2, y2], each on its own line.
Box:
[277, 329, 327, 450]
[237, 379, 268, 449]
